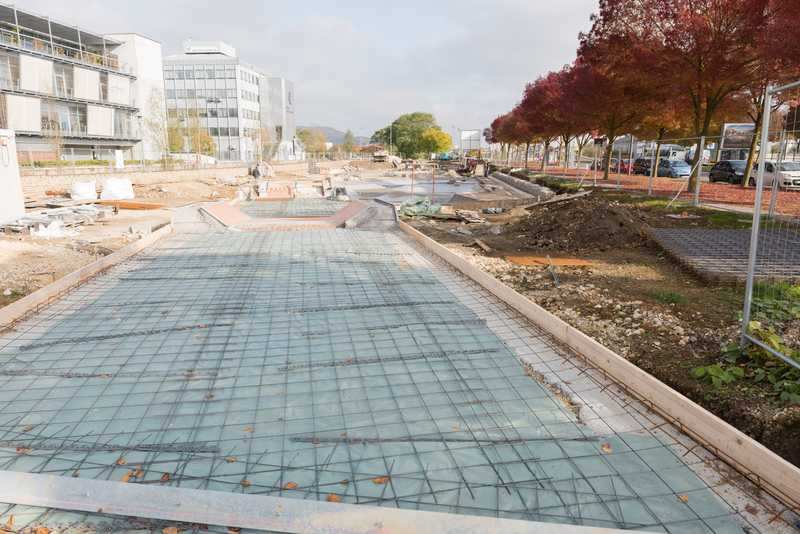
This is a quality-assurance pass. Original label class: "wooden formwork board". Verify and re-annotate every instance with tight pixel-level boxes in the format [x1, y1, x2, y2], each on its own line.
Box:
[398, 221, 800, 512]
[0, 470, 634, 534]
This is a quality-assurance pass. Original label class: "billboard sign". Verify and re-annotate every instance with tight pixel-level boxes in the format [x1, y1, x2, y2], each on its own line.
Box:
[720, 123, 756, 151]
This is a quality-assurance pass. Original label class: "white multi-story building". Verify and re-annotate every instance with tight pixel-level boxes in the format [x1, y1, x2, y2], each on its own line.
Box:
[164, 40, 299, 162]
[0, 3, 165, 162]
[105, 33, 167, 161]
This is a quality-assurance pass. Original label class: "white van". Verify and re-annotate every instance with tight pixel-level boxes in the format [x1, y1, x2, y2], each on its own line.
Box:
[761, 161, 800, 190]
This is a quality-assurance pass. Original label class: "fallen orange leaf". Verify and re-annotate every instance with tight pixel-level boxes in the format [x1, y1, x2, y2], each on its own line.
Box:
[243, 426, 253, 433]
[161, 472, 171, 482]
[15, 447, 31, 455]
[225, 456, 237, 463]
[162, 527, 180, 534]
[134, 467, 144, 478]
[115, 456, 127, 466]
[283, 482, 298, 490]
[372, 476, 390, 485]
[121, 471, 133, 483]
[340, 479, 349, 486]
[678, 495, 689, 503]
[34, 527, 50, 534]
[4, 515, 13, 530]
[600, 443, 612, 454]
[240, 479, 251, 488]
[326, 494, 341, 503]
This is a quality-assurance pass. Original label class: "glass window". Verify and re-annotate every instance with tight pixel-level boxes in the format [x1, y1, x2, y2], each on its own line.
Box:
[210, 127, 219, 136]
[219, 127, 229, 136]
[99, 72, 108, 101]
[0, 51, 20, 91]
[114, 110, 133, 138]
[164, 70, 176, 79]
[230, 128, 239, 137]
[229, 108, 238, 117]
[68, 103, 87, 135]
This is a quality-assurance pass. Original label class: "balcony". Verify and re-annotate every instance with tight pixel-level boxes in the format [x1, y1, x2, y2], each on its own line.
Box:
[0, 27, 128, 75]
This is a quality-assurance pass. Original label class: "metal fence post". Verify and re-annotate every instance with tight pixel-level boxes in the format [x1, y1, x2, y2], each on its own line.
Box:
[693, 136, 705, 206]
[741, 90, 774, 348]
[767, 129, 787, 218]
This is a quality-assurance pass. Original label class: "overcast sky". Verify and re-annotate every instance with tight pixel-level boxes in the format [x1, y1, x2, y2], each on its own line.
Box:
[19, 0, 597, 139]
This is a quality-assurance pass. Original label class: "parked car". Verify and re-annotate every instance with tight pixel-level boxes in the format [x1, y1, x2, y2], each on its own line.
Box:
[591, 158, 632, 173]
[709, 160, 748, 184]
[633, 157, 653, 175]
[762, 161, 800, 190]
[657, 159, 692, 178]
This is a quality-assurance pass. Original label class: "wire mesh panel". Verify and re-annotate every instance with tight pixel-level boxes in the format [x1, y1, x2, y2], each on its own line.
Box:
[238, 199, 350, 218]
[0, 228, 783, 532]
[741, 81, 800, 388]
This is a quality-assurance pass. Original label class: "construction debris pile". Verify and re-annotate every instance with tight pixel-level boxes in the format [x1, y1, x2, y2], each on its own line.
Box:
[1, 204, 114, 237]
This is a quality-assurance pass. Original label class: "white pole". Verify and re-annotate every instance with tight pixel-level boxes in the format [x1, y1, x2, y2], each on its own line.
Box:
[693, 136, 705, 206]
[741, 89, 774, 347]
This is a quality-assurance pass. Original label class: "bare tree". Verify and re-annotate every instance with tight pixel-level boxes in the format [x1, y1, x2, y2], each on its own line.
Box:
[142, 89, 170, 168]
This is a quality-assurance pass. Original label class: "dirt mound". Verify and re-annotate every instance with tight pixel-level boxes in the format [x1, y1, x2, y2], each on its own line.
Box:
[507, 196, 648, 252]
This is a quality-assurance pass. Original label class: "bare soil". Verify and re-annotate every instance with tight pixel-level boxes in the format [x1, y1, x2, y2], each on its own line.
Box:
[132, 179, 239, 207]
[408, 191, 800, 467]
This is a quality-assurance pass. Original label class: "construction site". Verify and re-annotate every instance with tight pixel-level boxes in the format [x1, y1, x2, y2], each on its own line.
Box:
[0, 152, 798, 534]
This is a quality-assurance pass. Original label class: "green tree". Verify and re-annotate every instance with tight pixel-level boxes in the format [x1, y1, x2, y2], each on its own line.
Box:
[371, 112, 443, 158]
[420, 127, 453, 155]
[186, 113, 215, 156]
[167, 122, 184, 153]
[342, 130, 356, 153]
[298, 128, 328, 154]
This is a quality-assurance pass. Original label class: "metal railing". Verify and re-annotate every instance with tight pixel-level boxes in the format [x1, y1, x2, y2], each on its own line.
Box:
[0, 27, 127, 74]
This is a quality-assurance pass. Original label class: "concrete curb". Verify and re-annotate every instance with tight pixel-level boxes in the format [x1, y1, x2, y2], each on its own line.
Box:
[0, 224, 173, 329]
[398, 220, 800, 512]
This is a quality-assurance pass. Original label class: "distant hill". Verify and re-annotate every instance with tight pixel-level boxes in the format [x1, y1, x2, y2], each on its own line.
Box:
[298, 126, 370, 146]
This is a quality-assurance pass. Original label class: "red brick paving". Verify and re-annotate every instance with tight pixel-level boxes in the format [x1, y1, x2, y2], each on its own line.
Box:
[541, 167, 800, 217]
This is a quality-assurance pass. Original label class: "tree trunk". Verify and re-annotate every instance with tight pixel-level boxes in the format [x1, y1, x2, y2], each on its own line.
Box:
[602, 141, 614, 180]
[743, 110, 763, 188]
[651, 128, 665, 192]
[541, 138, 552, 172]
[524, 142, 529, 169]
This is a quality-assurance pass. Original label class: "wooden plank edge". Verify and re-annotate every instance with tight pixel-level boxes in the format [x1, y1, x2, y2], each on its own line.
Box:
[0, 470, 633, 534]
[0, 224, 173, 329]
[398, 220, 800, 512]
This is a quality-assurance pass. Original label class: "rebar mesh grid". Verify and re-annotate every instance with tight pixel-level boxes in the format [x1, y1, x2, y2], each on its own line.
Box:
[0, 229, 777, 533]
[238, 199, 350, 218]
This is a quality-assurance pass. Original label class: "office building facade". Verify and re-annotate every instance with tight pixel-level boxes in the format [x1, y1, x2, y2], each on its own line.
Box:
[0, 3, 159, 162]
[164, 41, 299, 162]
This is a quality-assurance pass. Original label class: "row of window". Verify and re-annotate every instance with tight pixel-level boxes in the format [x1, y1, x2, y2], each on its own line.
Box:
[164, 64, 237, 80]
[39, 101, 135, 138]
[165, 78, 238, 90]
[208, 127, 240, 137]
[0, 50, 127, 105]
[167, 107, 245, 119]
[166, 88, 237, 100]
[240, 70, 259, 85]
[241, 109, 259, 120]
[242, 90, 259, 103]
